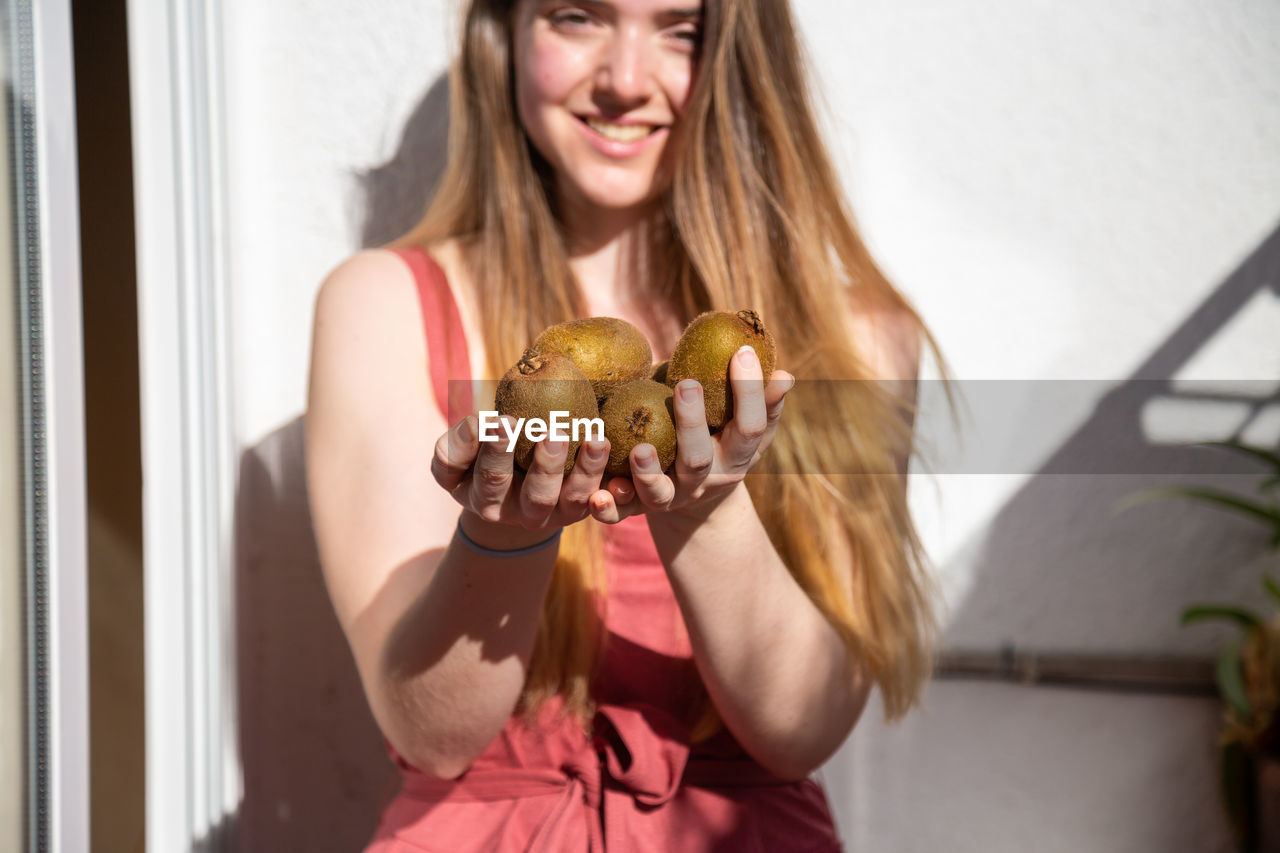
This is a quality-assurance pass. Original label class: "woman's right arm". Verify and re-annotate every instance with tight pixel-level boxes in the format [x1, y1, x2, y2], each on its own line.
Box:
[304, 250, 587, 778]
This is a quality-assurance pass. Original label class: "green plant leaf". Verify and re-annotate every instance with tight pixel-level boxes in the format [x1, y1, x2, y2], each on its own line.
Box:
[1120, 485, 1280, 526]
[1265, 575, 1280, 608]
[1182, 605, 1263, 630]
[1198, 440, 1280, 474]
[1217, 639, 1252, 718]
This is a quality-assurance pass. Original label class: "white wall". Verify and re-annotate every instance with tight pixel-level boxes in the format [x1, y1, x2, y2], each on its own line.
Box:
[216, 0, 1280, 849]
[219, 6, 455, 847]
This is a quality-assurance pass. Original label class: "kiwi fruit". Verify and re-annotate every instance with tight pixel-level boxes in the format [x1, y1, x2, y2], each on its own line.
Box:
[494, 350, 599, 474]
[600, 379, 678, 476]
[666, 309, 776, 429]
[650, 360, 669, 384]
[532, 317, 653, 401]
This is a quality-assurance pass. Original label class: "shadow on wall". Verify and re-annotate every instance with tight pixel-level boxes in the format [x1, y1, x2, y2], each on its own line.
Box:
[235, 419, 396, 852]
[234, 75, 455, 851]
[357, 74, 451, 250]
[939, 220, 1280, 656]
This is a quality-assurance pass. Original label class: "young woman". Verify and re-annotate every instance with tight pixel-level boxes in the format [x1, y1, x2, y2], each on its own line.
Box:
[305, 0, 943, 849]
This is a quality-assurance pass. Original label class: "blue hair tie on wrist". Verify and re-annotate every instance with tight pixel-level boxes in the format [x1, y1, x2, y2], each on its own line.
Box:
[455, 518, 562, 557]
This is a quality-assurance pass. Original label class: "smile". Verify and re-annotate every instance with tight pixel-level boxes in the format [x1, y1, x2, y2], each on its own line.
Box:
[580, 116, 661, 143]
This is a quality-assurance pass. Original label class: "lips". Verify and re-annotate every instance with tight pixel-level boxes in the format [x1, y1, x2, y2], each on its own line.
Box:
[579, 116, 662, 143]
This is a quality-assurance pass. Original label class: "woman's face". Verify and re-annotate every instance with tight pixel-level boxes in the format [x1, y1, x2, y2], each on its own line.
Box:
[513, 0, 703, 216]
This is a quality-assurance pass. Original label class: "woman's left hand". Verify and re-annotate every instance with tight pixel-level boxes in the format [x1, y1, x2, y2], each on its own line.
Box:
[588, 345, 794, 524]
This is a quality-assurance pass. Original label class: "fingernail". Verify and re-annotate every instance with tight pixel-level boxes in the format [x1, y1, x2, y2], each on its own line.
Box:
[586, 440, 607, 461]
[678, 380, 701, 403]
[459, 416, 476, 442]
[737, 345, 758, 367]
[635, 445, 656, 467]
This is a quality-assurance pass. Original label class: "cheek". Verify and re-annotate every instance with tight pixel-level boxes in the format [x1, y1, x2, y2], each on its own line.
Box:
[520, 37, 591, 110]
[662, 61, 695, 116]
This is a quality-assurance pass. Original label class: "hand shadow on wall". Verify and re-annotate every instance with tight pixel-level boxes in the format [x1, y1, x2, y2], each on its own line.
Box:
[235, 74, 453, 852]
[934, 219, 1280, 657]
[819, 221, 1280, 853]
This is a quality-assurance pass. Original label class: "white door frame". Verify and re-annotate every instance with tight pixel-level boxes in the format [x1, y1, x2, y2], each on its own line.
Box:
[126, 0, 239, 849]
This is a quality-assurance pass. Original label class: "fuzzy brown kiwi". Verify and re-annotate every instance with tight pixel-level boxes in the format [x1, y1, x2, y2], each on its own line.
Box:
[494, 350, 599, 474]
[666, 309, 776, 429]
[600, 379, 677, 476]
[650, 360, 669, 384]
[533, 317, 653, 401]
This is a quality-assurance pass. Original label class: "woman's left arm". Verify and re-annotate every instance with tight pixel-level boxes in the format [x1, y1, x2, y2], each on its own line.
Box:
[591, 307, 923, 780]
[646, 483, 870, 781]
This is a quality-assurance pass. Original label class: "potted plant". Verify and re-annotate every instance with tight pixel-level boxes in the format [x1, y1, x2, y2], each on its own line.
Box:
[1130, 441, 1280, 851]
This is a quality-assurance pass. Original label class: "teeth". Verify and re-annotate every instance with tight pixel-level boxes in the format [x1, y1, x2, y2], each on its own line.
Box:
[585, 118, 655, 143]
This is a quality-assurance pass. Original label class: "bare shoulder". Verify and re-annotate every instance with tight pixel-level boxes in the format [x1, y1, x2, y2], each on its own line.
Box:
[842, 291, 923, 480]
[312, 248, 419, 343]
[844, 289, 923, 383]
[307, 245, 440, 473]
[308, 247, 440, 409]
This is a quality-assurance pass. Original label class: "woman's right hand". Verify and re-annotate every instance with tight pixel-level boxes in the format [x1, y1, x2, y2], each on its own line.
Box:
[430, 415, 612, 536]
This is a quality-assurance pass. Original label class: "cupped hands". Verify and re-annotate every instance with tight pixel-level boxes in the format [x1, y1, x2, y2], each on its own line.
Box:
[590, 345, 793, 525]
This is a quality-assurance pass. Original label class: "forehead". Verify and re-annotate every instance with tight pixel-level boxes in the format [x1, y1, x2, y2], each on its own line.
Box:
[522, 0, 703, 16]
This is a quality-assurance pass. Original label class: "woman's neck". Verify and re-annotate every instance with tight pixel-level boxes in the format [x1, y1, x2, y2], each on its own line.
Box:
[555, 191, 683, 355]
[556, 191, 664, 313]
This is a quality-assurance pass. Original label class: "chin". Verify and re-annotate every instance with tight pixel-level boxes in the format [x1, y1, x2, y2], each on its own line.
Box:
[562, 172, 668, 214]
[585, 189, 662, 212]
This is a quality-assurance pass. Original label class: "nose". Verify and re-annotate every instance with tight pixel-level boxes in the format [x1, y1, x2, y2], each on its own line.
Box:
[594, 26, 656, 109]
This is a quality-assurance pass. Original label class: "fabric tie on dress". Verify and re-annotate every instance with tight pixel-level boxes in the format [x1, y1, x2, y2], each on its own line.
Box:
[397, 701, 789, 852]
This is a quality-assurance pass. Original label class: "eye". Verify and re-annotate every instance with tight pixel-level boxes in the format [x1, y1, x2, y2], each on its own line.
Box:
[548, 7, 595, 29]
[669, 24, 701, 46]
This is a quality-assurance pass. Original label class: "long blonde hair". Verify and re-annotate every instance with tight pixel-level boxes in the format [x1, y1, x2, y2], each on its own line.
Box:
[395, 0, 946, 738]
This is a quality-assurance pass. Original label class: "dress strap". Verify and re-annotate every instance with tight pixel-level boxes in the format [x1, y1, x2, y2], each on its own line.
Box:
[390, 246, 475, 422]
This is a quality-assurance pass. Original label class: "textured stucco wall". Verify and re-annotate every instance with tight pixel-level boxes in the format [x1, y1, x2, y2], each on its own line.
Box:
[218, 1, 1279, 850]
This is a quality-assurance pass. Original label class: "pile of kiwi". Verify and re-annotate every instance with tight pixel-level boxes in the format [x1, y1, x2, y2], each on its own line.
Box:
[494, 310, 776, 477]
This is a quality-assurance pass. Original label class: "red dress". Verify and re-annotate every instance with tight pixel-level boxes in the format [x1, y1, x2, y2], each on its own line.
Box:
[363, 247, 844, 852]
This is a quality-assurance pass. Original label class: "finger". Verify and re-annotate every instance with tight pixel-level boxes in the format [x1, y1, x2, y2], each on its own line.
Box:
[431, 416, 480, 492]
[560, 439, 610, 516]
[670, 380, 715, 484]
[748, 376, 792, 469]
[759, 371, 794, 447]
[588, 489, 623, 524]
[520, 439, 569, 526]
[608, 475, 635, 505]
[470, 416, 518, 521]
[721, 346, 768, 471]
[763, 370, 794, 410]
[629, 444, 677, 510]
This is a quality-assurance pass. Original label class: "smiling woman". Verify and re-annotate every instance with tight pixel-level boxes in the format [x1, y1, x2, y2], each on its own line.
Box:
[306, 0, 946, 849]
[514, 0, 700, 217]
